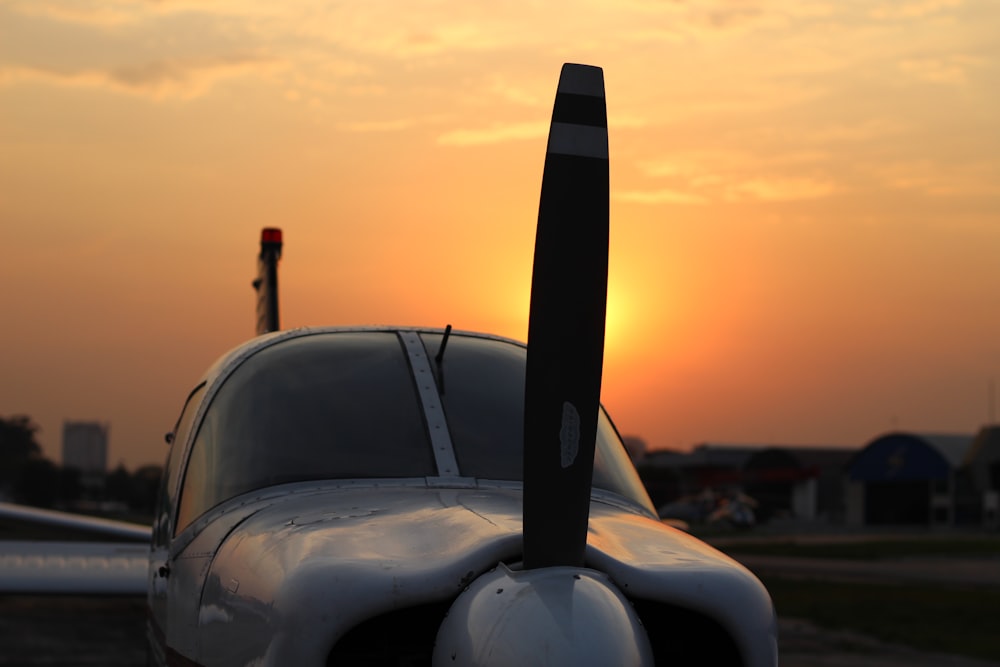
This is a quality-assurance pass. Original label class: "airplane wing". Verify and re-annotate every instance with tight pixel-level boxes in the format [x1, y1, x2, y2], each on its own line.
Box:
[0, 502, 150, 595]
[0, 540, 148, 594]
[0, 502, 152, 542]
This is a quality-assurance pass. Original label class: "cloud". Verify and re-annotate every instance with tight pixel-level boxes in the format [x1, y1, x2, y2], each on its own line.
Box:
[610, 114, 653, 131]
[870, 0, 963, 20]
[791, 119, 912, 144]
[727, 177, 838, 202]
[307, 18, 529, 60]
[4, 0, 277, 26]
[633, 151, 840, 204]
[870, 160, 1000, 197]
[484, 79, 545, 108]
[338, 117, 437, 133]
[437, 121, 547, 147]
[639, 151, 750, 179]
[0, 55, 275, 100]
[615, 189, 708, 205]
[3, 0, 141, 26]
[898, 55, 982, 85]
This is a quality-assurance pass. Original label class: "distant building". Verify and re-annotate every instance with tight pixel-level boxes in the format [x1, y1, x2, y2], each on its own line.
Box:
[640, 426, 1000, 528]
[639, 443, 855, 522]
[966, 426, 1000, 528]
[62, 421, 109, 476]
[846, 427, 1000, 527]
[846, 431, 974, 526]
[744, 447, 855, 522]
[621, 435, 649, 463]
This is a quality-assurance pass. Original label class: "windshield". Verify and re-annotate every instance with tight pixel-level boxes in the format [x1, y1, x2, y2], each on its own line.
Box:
[422, 333, 655, 514]
[176, 330, 655, 531]
[176, 332, 435, 530]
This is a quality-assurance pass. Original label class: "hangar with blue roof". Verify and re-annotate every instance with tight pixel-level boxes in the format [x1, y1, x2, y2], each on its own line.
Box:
[845, 429, 1000, 526]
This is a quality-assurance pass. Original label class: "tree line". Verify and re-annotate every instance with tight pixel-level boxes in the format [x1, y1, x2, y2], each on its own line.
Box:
[0, 414, 161, 514]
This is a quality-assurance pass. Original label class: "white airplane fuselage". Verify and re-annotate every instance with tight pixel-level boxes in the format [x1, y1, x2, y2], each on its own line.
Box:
[145, 326, 776, 667]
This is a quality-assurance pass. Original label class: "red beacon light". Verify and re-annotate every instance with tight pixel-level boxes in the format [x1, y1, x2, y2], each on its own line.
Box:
[261, 227, 283, 245]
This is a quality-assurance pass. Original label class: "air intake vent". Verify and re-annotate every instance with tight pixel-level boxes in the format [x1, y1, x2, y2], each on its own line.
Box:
[326, 601, 452, 666]
[631, 598, 743, 666]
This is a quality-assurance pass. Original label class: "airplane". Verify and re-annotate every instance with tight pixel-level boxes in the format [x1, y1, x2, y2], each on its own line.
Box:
[659, 489, 759, 529]
[0, 64, 777, 666]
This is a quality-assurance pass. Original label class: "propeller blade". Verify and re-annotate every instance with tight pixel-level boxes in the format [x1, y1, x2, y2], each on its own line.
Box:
[522, 63, 609, 570]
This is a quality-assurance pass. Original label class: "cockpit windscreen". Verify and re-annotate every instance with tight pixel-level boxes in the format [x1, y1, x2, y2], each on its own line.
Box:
[176, 331, 655, 531]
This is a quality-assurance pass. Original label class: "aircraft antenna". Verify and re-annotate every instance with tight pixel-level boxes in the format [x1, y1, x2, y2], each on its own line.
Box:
[435, 324, 453, 364]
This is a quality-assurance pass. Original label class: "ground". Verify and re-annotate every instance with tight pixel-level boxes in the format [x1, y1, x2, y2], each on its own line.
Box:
[777, 617, 999, 667]
[0, 594, 997, 666]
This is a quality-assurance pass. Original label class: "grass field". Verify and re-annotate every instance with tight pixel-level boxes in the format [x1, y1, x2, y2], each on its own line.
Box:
[713, 532, 1000, 662]
[759, 576, 1000, 662]
[718, 536, 1000, 561]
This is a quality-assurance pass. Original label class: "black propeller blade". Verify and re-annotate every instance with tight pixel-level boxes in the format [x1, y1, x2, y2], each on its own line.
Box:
[522, 63, 609, 570]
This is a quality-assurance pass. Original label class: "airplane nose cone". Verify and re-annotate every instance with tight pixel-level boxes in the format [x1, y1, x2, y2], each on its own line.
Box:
[432, 564, 654, 667]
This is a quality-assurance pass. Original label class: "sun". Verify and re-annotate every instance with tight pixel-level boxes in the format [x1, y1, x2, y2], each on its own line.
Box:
[604, 274, 639, 363]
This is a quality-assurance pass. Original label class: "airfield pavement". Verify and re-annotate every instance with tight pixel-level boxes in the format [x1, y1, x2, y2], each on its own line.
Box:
[1, 593, 998, 667]
[730, 553, 1000, 587]
[0, 596, 146, 666]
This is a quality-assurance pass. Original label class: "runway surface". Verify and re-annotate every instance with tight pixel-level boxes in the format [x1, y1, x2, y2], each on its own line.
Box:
[731, 554, 1000, 587]
[1, 595, 997, 666]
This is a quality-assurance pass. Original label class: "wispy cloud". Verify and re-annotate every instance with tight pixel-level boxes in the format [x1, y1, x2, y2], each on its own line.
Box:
[338, 116, 453, 133]
[3, 0, 142, 26]
[727, 177, 838, 202]
[0, 55, 275, 99]
[870, 0, 963, 20]
[437, 121, 547, 147]
[898, 55, 982, 85]
[311, 18, 530, 60]
[4, 0, 277, 26]
[791, 119, 912, 144]
[484, 79, 545, 108]
[639, 151, 750, 179]
[870, 160, 1000, 197]
[616, 189, 708, 205]
[632, 150, 841, 205]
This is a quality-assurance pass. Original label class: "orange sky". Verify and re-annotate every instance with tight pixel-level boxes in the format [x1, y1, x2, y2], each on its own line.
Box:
[1, 0, 999, 469]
